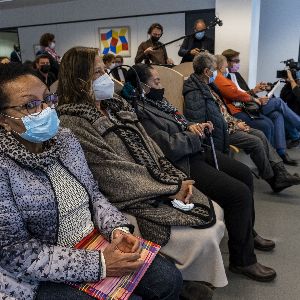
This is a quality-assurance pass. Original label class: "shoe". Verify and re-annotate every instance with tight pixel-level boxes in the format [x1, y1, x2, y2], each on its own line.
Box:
[254, 234, 275, 251]
[180, 281, 213, 300]
[279, 153, 298, 166]
[267, 162, 300, 192]
[229, 262, 276, 282]
[287, 139, 300, 149]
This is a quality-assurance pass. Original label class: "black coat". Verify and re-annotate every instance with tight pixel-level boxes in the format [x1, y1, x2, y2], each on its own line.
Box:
[280, 83, 300, 115]
[178, 35, 214, 63]
[136, 101, 203, 175]
[183, 73, 230, 153]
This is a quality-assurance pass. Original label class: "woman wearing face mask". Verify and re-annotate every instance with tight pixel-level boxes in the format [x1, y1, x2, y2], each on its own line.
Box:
[122, 62, 277, 283]
[57, 46, 229, 296]
[214, 52, 300, 166]
[0, 63, 184, 300]
[37, 33, 60, 79]
[102, 53, 116, 72]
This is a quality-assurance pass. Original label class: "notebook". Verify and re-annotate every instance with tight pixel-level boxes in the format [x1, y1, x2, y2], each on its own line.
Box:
[68, 229, 161, 300]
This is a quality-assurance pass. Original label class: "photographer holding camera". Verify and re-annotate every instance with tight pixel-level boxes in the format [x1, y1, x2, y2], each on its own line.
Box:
[281, 69, 300, 115]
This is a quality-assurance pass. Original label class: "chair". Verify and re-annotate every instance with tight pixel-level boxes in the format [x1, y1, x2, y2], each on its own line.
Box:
[112, 78, 124, 96]
[173, 62, 193, 80]
[151, 65, 184, 113]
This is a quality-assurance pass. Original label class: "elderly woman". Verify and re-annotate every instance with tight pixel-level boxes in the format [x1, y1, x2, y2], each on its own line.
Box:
[122, 63, 277, 282]
[57, 46, 228, 292]
[216, 49, 300, 166]
[0, 63, 183, 300]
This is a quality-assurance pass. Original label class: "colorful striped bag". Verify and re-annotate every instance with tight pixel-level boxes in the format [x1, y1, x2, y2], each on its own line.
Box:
[68, 229, 161, 300]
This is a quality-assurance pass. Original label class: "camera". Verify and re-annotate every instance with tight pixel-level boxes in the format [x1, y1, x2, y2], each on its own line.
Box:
[277, 59, 300, 79]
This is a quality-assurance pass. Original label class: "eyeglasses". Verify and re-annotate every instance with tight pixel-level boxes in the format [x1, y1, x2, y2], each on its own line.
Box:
[229, 59, 240, 63]
[2, 93, 58, 116]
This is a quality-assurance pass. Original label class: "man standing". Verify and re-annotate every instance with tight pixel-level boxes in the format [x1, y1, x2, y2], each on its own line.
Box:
[178, 19, 214, 63]
[33, 54, 56, 89]
[10, 44, 22, 63]
[135, 23, 174, 65]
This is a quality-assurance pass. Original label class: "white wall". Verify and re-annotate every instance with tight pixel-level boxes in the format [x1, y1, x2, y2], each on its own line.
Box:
[215, 0, 261, 85]
[0, 0, 214, 28]
[18, 13, 186, 65]
[0, 32, 18, 58]
[257, 0, 300, 83]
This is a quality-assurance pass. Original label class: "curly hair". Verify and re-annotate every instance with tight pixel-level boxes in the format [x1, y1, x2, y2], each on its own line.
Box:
[0, 64, 34, 110]
[57, 46, 98, 106]
[39, 33, 55, 47]
[147, 23, 163, 35]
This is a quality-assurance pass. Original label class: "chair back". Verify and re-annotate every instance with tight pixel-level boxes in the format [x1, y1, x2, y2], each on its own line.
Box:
[173, 62, 193, 80]
[151, 65, 184, 112]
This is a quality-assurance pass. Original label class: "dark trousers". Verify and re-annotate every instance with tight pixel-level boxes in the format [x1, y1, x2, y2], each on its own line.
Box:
[229, 128, 282, 179]
[36, 254, 182, 300]
[189, 150, 257, 267]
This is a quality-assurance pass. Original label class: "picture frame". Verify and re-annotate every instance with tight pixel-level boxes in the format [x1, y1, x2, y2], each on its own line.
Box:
[99, 26, 131, 57]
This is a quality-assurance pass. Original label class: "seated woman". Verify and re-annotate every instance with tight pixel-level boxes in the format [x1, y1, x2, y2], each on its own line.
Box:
[57, 46, 228, 291]
[122, 63, 277, 282]
[0, 63, 183, 300]
[214, 51, 300, 166]
[212, 54, 300, 191]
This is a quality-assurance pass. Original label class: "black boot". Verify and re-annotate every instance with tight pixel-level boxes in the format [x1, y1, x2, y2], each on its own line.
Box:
[180, 281, 213, 300]
[267, 162, 300, 193]
[279, 152, 298, 166]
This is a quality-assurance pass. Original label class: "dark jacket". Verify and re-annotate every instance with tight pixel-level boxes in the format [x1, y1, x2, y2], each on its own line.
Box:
[33, 69, 56, 89]
[136, 101, 203, 175]
[183, 73, 230, 153]
[135, 39, 168, 64]
[10, 50, 21, 63]
[280, 82, 300, 115]
[178, 35, 214, 63]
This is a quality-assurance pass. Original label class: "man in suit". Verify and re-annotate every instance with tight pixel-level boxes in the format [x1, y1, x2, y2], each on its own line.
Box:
[110, 55, 128, 83]
[10, 44, 22, 63]
[178, 19, 214, 63]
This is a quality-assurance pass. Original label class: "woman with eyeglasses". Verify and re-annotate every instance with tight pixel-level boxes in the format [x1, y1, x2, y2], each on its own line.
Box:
[0, 63, 183, 300]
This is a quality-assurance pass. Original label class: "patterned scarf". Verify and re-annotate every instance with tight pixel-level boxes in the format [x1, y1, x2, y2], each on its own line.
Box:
[58, 99, 187, 186]
[0, 129, 60, 170]
[122, 82, 188, 130]
[45, 47, 60, 62]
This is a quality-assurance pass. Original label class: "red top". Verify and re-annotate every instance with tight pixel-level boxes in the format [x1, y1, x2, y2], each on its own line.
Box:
[214, 71, 252, 115]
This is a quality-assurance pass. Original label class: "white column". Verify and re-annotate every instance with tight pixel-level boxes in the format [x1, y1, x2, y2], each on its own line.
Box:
[215, 0, 261, 87]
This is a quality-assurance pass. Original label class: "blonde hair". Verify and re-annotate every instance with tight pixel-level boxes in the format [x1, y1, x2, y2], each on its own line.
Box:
[215, 54, 227, 70]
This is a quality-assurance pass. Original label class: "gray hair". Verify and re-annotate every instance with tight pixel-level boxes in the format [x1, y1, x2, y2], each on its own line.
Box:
[193, 52, 216, 75]
[215, 54, 227, 70]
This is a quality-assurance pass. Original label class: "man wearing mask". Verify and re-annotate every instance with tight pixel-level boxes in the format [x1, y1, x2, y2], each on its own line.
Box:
[33, 54, 56, 89]
[135, 23, 174, 65]
[110, 55, 128, 82]
[178, 19, 214, 63]
[10, 44, 22, 63]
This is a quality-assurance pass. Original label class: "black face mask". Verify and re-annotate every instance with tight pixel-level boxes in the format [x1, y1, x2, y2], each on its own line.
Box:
[15, 47, 20, 52]
[40, 64, 51, 73]
[147, 87, 165, 102]
[150, 36, 160, 43]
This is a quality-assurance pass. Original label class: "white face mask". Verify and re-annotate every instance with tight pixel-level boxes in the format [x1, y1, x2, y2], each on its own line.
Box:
[49, 42, 55, 49]
[109, 63, 116, 70]
[93, 73, 114, 101]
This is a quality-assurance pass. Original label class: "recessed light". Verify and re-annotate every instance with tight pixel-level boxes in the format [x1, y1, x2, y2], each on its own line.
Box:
[0, 0, 14, 3]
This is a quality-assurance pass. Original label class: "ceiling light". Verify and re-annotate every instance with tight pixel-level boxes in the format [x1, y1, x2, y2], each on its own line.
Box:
[0, 0, 14, 3]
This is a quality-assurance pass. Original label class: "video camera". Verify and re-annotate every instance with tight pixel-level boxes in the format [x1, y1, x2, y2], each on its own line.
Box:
[277, 59, 300, 79]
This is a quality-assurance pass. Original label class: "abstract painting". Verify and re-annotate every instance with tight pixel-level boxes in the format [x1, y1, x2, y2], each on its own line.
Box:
[99, 26, 130, 57]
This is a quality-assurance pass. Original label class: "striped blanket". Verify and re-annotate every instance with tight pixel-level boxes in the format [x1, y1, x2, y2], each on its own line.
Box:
[69, 229, 161, 300]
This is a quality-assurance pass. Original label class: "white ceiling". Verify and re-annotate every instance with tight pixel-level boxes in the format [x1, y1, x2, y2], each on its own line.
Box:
[0, 0, 77, 10]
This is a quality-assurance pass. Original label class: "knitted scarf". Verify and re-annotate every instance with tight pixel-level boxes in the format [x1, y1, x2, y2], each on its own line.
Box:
[122, 82, 188, 130]
[58, 99, 216, 245]
[0, 129, 60, 170]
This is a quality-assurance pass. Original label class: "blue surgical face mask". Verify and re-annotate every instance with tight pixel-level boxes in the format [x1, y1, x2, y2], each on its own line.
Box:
[223, 68, 229, 78]
[209, 70, 218, 84]
[20, 107, 60, 143]
[195, 31, 205, 40]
